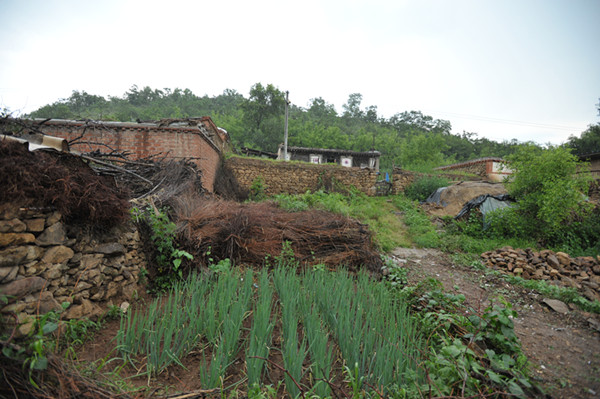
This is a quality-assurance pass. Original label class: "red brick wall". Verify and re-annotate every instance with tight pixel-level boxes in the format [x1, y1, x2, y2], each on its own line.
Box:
[37, 121, 222, 192]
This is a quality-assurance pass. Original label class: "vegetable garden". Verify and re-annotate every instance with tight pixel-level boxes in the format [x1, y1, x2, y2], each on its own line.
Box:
[116, 266, 422, 397]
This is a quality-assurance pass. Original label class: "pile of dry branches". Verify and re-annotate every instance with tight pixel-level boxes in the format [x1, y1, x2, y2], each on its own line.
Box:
[175, 198, 383, 272]
[0, 352, 132, 399]
[0, 140, 130, 227]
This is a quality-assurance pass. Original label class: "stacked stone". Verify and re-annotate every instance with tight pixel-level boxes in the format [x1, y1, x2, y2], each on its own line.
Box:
[226, 157, 379, 197]
[481, 246, 600, 302]
[0, 204, 145, 332]
[390, 168, 482, 195]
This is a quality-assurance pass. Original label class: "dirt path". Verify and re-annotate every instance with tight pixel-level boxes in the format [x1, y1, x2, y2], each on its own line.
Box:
[391, 247, 600, 399]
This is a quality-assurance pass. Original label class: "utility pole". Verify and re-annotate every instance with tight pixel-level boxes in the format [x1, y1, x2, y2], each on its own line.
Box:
[283, 90, 290, 161]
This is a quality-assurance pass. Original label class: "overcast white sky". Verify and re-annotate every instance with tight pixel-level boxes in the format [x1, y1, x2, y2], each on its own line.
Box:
[1, 0, 598, 145]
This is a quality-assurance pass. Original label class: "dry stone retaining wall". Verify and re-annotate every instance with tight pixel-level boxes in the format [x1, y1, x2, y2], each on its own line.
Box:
[225, 156, 379, 196]
[0, 204, 145, 333]
[390, 168, 482, 195]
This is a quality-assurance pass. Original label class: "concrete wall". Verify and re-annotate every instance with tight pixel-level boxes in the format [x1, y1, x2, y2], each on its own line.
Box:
[0, 203, 145, 335]
[34, 119, 223, 192]
[224, 156, 379, 196]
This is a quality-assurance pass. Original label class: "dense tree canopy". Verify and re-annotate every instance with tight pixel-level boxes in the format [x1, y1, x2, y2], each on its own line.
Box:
[568, 124, 600, 155]
[26, 84, 581, 173]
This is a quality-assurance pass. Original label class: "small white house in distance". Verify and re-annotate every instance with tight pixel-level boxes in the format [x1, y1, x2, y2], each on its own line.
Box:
[277, 145, 381, 171]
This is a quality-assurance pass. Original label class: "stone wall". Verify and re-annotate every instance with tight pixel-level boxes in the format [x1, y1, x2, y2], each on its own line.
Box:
[225, 156, 379, 196]
[391, 168, 482, 195]
[0, 204, 145, 333]
[440, 162, 488, 177]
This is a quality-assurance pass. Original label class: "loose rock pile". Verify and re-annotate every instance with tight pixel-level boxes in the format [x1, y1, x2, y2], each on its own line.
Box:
[481, 246, 600, 302]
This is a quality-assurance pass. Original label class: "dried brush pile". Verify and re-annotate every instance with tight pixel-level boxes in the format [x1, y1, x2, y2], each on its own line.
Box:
[88, 153, 204, 205]
[0, 140, 129, 227]
[0, 353, 132, 399]
[175, 198, 383, 272]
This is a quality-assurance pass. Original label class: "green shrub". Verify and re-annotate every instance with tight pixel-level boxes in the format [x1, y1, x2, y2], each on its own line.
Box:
[499, 145, 595, 248]
[404, 175, 449, 202]
[249, 176, 266, 201]
[131, 206, 193, 291]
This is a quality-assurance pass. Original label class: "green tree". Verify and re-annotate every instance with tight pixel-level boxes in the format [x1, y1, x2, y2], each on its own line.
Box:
[342, 93, 364, 119]
[240, 83, 286, 151]
[499, 145, 594, 243]
[307, 97, 337, 122]
[568, 124, 600, 155]
[398, 134, 449, 170]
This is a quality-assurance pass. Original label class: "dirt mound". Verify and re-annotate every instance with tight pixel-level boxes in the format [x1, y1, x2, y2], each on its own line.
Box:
[175, 199, 382, 272]
[0, 139, 129, 227]
[424, 181, 508, 217]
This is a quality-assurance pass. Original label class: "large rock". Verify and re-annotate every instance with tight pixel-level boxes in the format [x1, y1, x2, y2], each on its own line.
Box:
[0, 266, 18, 283]
[546, 254, 560, 268]
[41, 245, 74, 264]
[25, 218, 45, 232]
[542, 298, 569, 314]
[35, 223, 67, 246]
[43, 264, 66, 280]
[94, 242, 125, 256]
[0, 246, 43, 267]
[37, 291, 62, 314]
[64, 299, 102, 320]
[0, 233, 35, 247]
[0, 276, 47, 299]
[80, 254, 103, 270]
[0, 218, 27, 233]
[46, 212, 61, 226]
[104, 281, 122, 299]
[555, 251, 571, 266]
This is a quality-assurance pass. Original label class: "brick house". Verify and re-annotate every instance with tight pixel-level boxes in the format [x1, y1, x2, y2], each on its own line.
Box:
[579, 152, 600, 178]
[434, 157, 512, 182]
[25, 117, 228, 192]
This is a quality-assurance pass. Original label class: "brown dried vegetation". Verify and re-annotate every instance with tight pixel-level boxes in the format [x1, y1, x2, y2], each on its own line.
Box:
[174, 196, 383, 272]
[0, 140, 130, 227]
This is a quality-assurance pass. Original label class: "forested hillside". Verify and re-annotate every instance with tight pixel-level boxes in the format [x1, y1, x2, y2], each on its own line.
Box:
[28, 84, 597, 172]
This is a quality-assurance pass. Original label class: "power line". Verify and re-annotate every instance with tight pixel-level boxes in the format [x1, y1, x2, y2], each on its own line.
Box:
[429, 110, 584, 132]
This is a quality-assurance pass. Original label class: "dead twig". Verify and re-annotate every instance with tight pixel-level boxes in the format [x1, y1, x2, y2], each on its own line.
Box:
[80, 154, 152, 185]
[250, 356, 306, 399]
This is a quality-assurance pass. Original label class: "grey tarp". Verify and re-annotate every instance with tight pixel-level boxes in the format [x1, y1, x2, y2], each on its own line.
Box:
[424, 187, 448, 206]
[455, 194, 513, 220]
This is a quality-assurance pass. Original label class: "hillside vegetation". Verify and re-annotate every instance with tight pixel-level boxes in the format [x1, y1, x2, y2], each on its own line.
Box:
[27, 85, 549, 173]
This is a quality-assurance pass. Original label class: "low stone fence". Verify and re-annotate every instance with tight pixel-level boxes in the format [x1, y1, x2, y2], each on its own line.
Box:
[0, 204, 146, 334]
[225, 156, 379, 196]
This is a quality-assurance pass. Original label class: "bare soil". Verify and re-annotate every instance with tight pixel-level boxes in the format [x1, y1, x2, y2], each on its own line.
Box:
[392, 247, 600, 399]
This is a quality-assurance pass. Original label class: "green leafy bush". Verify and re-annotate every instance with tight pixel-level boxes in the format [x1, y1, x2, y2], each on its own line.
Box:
[486, 145, 597, 254]
[131, 206, 193, 290]
[404, 175, 449, 202]
[249, 176, 266, 201]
